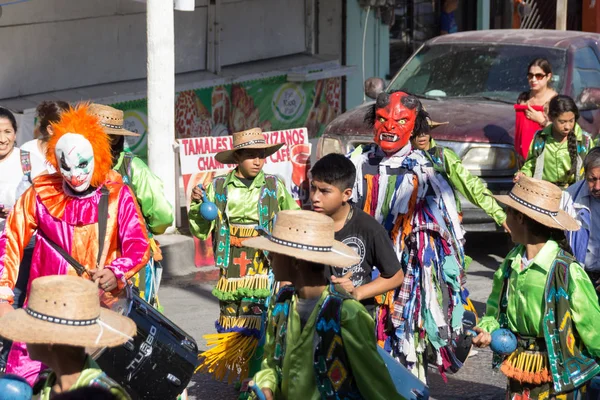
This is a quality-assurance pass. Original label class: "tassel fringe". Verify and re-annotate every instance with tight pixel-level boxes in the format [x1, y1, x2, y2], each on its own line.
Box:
[196, 331, 259, 384]
[500, 350, 552, 385]
[212, 275, 271, 301]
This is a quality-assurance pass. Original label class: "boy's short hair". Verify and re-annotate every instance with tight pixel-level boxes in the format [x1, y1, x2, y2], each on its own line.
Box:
[310, 153, 356, 191]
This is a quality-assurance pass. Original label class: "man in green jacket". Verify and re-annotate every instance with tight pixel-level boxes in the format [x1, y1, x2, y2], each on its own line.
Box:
[411, 131, 508, 232]
[89, 104, 174, 305]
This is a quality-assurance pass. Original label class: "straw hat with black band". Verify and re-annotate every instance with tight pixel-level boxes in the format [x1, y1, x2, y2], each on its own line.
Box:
[492, 175, 580, 231]
[0, 275, 136, 348]
[88, 103, 139, 137]
[215, 128, 283, 165]
[244, 210, 360, 268]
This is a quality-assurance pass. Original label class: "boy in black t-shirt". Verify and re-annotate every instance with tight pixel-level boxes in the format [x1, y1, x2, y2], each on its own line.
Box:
[310, 153, 404, 311]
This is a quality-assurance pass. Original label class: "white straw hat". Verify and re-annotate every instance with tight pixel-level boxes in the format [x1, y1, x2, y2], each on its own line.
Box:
[244, 210, 360, 268]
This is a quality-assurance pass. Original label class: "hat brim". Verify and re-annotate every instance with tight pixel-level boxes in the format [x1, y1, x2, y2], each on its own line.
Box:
[0, 308, 136, 348]
[103, 126, 140, 137]
[215, 143, 284, 165]
[244, 236, 360, 268]
[493, 194, 580, 231]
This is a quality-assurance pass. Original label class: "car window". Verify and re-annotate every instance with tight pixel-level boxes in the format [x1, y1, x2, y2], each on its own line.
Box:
[387, 44, 567, 103]
[572, 47, 600, 106]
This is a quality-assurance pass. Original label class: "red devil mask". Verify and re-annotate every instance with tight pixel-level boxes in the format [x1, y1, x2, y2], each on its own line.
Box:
[373, 92, 419, 155]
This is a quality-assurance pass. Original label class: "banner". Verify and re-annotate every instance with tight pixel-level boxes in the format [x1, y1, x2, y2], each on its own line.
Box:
[178, 128, 310, 267]
[112, 75, 341, 163]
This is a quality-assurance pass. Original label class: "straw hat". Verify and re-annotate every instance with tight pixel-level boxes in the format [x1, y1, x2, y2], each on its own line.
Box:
[215, 128, 283, 164]
[88, 103, 139, 136]
[0, 275, 136, 348]
[493, 175, 580, 231]
[244, 210, 360, 267]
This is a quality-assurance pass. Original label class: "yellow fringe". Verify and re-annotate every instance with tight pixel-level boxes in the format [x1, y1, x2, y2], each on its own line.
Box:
[196, 332, 259, 384]
[215, 275, 270, 293]
[500, 350, 552, 384]
[218, 315, 262, 330]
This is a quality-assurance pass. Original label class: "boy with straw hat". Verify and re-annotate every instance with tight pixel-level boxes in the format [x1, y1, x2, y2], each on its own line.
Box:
[0, 275, 135, 399]
[246, 210, 401, 400]
[472, 175, 600, 399]
[190, 128, 298, 385]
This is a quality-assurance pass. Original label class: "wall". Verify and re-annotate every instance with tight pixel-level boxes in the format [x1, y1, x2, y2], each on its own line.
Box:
[345, 1, 390, 110]
[0, 0, 306, 100]
[317, 0, 343, 60]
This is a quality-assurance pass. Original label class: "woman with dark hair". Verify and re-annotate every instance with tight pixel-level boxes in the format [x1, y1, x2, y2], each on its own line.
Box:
[515, 95, 592, 188]
[0, 107, 47, 372]
[514, 58, 558, 159]
[0, 107, 46, 223]
[21, 101, 69, 173]
[472, 175, 600, 399]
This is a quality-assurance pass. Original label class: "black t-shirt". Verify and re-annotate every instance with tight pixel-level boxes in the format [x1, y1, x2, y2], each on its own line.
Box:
[326, 206, 402, 310]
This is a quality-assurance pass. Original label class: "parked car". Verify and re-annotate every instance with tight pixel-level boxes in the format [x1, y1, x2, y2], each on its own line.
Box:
[318, 29, 600, 232]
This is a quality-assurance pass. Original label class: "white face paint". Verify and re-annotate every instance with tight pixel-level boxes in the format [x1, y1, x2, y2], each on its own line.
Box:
[55, 133, 95, 193]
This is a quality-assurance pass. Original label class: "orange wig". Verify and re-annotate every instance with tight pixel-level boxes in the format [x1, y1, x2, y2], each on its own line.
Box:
[46, 103, 112, 188]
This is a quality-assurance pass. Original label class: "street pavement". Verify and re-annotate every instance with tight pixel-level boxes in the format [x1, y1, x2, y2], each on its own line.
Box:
[159, 232, 514, 400]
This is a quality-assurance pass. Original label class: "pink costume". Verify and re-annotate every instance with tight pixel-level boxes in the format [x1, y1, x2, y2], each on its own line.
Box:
[0, 170, 150, 384]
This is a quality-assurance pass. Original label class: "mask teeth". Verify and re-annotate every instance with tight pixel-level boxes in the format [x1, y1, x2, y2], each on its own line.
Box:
[380, 133, 399, 142]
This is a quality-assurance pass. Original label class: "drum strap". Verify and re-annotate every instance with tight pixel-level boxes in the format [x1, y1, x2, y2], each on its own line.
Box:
[42, 187, 110, 277]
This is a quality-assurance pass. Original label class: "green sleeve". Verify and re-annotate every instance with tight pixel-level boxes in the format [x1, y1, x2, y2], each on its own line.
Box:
[477, 251, 516, 333]
[188, 181, 216, 240]
[129, 157, 174, 235]
[252, 307, 279, 398]
[520, 140, 537, 178]
[276, 178, 301, 211]
[341, 301, 403, 400]
[442, 148, 506, 225]
[568, 262, 600, 358]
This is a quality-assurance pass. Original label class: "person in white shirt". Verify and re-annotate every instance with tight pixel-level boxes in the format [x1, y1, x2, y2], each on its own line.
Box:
[20, 100, 69, 174]
[561, 147, 600, 301]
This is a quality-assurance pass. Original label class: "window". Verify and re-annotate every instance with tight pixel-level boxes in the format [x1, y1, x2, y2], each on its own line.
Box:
[572, 47, 600, 108]
[387, 43, 567, 104]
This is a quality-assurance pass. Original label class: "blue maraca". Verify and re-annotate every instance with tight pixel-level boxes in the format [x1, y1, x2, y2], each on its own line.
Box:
[0, 374, 33, 400]
[490, 328, 518, 355]
[198, 185, 218, 221]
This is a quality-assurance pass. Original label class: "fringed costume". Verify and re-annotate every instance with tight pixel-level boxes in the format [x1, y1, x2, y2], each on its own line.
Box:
[350, 143, 468, 381]
[479, 241, 600, 399]
[189, 169, 298, 383]
[350, 91, 470, 382]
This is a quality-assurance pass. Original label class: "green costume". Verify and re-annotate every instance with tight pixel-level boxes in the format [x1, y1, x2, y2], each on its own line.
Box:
[190, 169, 298, 382]
[254, 285, 401, 400]
[520, 124, 592, 187]
[114, 151, 174, 305]
[479, 240, 600, 398]
[425, 139, 506, 226]
[39, 356, 130, 400]
[114, 152, 174, 235]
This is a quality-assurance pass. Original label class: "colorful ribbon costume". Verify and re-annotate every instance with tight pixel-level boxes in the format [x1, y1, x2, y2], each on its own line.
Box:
[351, 91, 468, 382]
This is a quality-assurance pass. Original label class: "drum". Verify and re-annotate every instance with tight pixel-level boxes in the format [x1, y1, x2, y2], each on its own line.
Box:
[92, 286, 198, 400]
[377, 347, 429, 400]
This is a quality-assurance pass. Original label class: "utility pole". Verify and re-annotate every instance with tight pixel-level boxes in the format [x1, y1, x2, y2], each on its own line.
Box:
[147, 0, 177, 229]
[556, 0, 568, 30]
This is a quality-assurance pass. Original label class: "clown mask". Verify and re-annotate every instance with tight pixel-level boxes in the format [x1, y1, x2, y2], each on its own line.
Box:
[55, 133, 95, 193]
[373, 92, 419, 155]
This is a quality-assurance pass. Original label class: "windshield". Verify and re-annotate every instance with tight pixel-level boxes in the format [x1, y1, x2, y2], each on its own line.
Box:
[388, 43, 567, 103]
